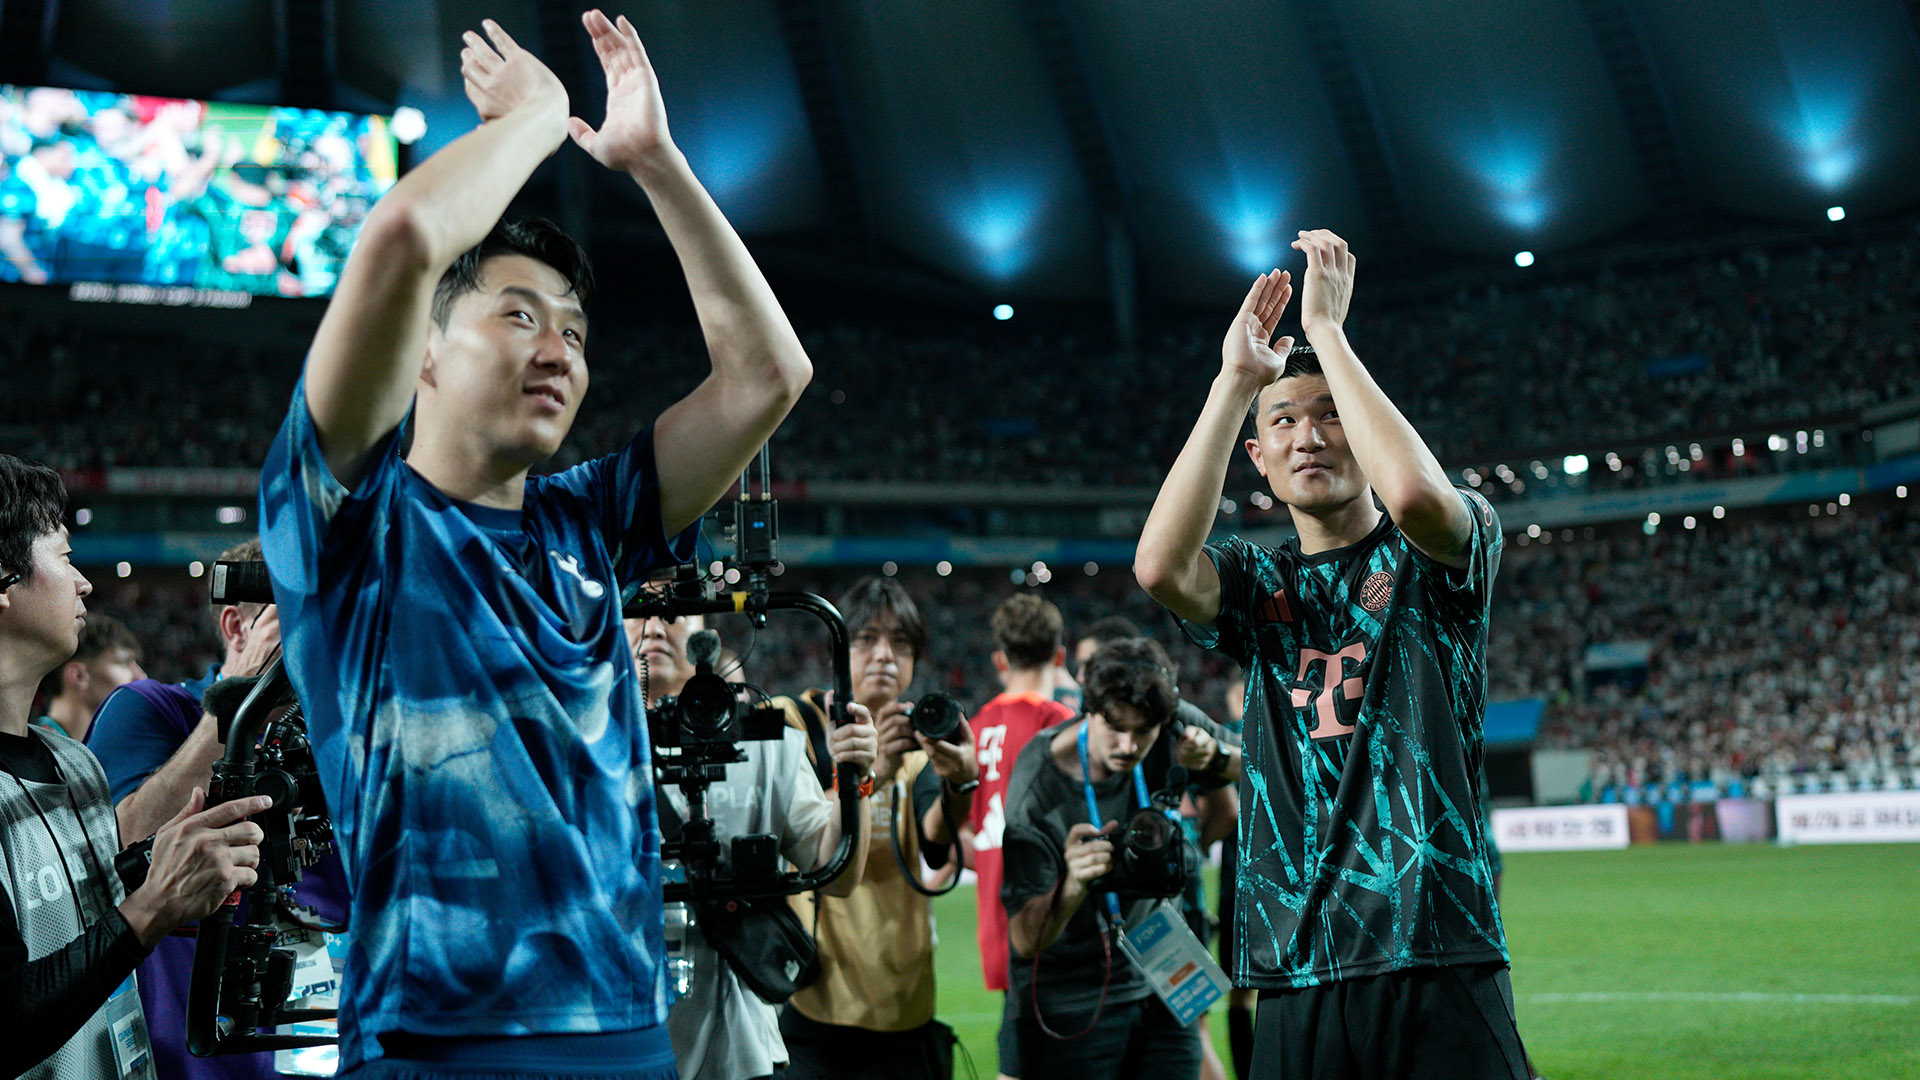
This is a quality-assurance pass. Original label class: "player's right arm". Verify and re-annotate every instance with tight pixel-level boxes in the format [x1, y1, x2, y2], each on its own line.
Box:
[1135, 270, 1295, 624]
[302, 19, 569, 485]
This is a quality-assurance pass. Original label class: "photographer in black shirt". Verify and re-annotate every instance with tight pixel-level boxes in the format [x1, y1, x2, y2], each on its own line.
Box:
[1001, 637, 1234, 1079]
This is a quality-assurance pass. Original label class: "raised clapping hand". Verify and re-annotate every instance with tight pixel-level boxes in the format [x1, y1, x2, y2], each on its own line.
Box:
[1292, 228, 1357, 336]
[1221, 268, 1295, 388]
[120, 788, 272, 947]
[828, 702, 879, 781]
[460, 19, 569, 125]
[568, 9, 675, 173]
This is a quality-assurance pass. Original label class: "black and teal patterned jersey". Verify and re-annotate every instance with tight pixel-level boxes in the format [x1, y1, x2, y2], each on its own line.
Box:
[1180, 487, 1508, 989]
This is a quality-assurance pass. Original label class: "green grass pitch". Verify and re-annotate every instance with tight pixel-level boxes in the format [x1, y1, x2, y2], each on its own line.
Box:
[926, 843, 1920, 1079]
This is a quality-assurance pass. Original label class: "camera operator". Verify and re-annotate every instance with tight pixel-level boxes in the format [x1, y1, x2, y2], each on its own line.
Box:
[624, 611, 876, 1080]
[87, 536, 350, 1080]
[1001, 637, 1233, 1079]
[1, 453, 270, 1079]
[774, 577, 978, 1080]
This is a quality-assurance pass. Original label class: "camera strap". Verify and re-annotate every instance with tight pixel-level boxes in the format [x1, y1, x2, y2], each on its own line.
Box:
[1075, 721, 1149, 923]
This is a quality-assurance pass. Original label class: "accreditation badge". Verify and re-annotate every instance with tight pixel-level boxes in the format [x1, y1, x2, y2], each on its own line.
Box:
[104, 974, 157, 1079]
[1116, 900, 1231, 1026]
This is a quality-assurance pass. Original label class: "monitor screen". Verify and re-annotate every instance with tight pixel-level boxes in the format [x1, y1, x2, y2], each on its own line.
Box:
[0, 85, 398, 299]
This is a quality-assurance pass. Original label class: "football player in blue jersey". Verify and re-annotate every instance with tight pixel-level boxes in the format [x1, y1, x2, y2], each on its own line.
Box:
[257, 11, 828, 1079]
[1136, 231, 1529, 1078]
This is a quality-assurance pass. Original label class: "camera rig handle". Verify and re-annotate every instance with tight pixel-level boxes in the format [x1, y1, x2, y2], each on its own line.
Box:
[626, 587, 861, 903]
[187, 655, 337, 1057]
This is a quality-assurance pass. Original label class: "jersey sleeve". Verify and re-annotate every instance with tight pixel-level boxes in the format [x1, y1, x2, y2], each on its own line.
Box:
[537, 425, 699, 592]
[1409, 487, 1503, 614]
[85, 683, 192, 807]
[1176, 537, 1262, 665]
[258, 375, 409, 614]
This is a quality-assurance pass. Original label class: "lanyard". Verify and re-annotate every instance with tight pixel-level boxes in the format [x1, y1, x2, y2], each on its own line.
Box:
[1076, 721, 1149, 922]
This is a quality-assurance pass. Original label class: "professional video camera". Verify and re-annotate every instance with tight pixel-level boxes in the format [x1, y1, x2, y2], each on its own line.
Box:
[183, 559, 342, 1059]
[1089, 771, 1194, 902]
[630, 447, 863, 905]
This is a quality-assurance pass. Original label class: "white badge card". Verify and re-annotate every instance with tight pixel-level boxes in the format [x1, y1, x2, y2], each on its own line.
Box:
[105, 975, 157, 1079]
[1116, 900, 1231, 1027]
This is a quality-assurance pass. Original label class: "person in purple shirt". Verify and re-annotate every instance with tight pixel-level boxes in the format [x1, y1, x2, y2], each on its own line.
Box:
[89, 537, 350, 1080]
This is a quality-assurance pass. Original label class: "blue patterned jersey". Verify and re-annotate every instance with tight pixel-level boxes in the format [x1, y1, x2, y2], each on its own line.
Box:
[259, 383, 695, 1069]
[1181, 488, 1507, 988]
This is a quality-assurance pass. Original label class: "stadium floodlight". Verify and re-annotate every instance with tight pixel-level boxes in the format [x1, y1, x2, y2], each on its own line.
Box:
[935, 560, 953, 577]
[216, 505, 247, 525]
[1827, 206, 1845, 222]
[1605, 452, 1621, 471]
[1900, 486, 1910, 499]
[993, 303, 1014, 321]
[881, 561, 898, 576]
[189, 561, 206, 578]
[1563, 454, 1589, 475]
[1647, 513, 1661, 526]
[1713, 505, 1726, 519]
[1839, 493, 1850, 507]
[1526, 524, 1541, 538]
[1083, 561, 1099, 576]
[1514, 251, 1534, 268]
[1768, 434, 1787, 452]
[74, 507, 93, 525]
[116, 561, 132, 578]
[1684, 516, 1697, 529]
[1731, 438, 1746, 456]
[391, 106, 427, 145]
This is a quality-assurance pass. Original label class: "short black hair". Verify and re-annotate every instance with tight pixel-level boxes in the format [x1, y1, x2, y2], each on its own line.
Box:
[991, 592, 1063, 670]
[1081, 637, 1178, 729]
[431, 218, 595, 328]
[0, 454, 66, 585]
[839, 576, 928, 660]
[1077, 615, 1141, 653]
[1248, 342, 1323, 430]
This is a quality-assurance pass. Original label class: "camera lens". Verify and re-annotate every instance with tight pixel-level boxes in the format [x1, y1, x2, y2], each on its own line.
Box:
[1121, 807, 1175, 856]
[677, 673, 737, 743]
[910, 692, 966, 744]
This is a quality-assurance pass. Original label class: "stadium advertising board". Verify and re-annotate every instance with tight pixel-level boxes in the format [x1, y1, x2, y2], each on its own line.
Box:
[1775, 791, 1920, 845]
[1, 83, 397, 300]
[1490, 804, 1629, 852]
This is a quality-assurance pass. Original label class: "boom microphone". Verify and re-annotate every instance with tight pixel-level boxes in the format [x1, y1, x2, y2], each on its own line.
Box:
[687, 629, 722, 671]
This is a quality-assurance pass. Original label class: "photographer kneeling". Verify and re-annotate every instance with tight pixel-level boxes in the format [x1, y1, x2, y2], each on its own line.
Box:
[625, 611, 876, 1080]
[1002, 637, 1235, 1079]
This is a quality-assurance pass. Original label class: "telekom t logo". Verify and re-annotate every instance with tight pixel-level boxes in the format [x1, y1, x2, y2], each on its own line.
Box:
[1291, 643, 1368, 740]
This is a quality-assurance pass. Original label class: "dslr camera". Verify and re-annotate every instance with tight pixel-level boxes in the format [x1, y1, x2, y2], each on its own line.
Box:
[1089, 783, 1194, 901]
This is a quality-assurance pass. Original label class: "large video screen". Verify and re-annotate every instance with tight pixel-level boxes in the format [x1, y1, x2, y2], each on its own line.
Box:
[0, 85, 398, 298]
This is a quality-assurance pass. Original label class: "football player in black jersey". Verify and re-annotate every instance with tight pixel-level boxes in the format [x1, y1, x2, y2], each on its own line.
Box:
[1136, 231, 1530, 1079]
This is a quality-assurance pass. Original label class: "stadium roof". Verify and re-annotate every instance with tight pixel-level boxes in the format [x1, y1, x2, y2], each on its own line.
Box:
[28, 0, 1920, 312]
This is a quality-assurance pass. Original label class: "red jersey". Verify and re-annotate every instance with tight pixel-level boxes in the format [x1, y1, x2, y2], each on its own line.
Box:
[968, 690, 1074, 991]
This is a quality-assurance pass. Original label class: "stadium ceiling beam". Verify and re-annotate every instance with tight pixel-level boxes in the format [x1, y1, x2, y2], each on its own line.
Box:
[1013, 0, 1139, 347]
[0, 0, 59, 86]
[1282, 0, 1417, 273]
[274, 0, 337, 110]
[1576, 0, 1702, 229]
[773, 0, 873, 254]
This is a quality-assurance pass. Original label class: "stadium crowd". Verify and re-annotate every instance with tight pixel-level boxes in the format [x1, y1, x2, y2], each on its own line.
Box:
[6, 226, 1916, 497]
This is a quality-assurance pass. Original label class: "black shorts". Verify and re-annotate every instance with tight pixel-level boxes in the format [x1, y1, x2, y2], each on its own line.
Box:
[1251, 963, 1529, 1080]
[779, 1005, 955, 1080]
[1008, 994, 1198, 1080]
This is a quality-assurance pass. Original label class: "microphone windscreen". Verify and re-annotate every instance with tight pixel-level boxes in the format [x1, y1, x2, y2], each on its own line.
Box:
[687, 629, 722, 670]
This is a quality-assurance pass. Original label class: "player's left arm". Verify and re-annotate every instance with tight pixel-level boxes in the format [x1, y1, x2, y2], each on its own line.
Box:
[567, 10, 811, 536]
[1293, 229, 1473, 568]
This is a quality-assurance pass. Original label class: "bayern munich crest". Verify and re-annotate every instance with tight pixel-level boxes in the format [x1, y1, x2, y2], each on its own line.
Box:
[1360, 571, 1394, 612]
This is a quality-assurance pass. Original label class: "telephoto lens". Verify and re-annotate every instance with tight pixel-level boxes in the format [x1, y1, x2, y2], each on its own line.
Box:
[909, 691, 967, 745]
